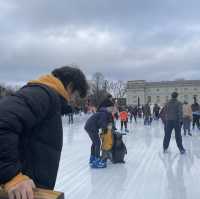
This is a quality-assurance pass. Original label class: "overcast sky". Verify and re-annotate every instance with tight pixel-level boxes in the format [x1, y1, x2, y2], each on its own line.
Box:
[1, 0, 200, 85]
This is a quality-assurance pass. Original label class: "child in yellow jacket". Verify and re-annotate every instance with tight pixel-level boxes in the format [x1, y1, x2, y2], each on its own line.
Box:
[100, 123, 113, 162]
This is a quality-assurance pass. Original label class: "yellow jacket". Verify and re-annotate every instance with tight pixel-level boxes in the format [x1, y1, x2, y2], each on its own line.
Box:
[100, 129, 113, 151]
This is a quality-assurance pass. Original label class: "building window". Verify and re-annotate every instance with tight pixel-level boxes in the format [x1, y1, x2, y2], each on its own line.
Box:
[184, 95, 188, 101]
[194, 95, 198, 100]
[156, 96, 160, 103]
[156, 88, 160, 92]
[147, 96, 151, 103]
[184, 88, 188, 91]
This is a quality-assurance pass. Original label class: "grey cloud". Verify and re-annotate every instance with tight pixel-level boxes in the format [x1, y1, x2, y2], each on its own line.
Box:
[4, 0, 200, 31]
[1, 0, 200, 83]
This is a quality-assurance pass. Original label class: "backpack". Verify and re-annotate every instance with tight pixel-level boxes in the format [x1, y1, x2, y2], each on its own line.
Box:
[112, 132, 127, 163]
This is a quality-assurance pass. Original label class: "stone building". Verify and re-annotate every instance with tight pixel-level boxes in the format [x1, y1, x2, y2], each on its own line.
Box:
[126, 80, 200, 106]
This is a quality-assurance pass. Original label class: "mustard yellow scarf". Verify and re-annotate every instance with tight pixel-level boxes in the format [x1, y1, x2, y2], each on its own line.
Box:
[29, 74, 70, 101]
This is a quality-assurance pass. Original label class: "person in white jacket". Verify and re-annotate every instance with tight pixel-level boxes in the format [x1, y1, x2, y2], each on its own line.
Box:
[182, 101, 193, 136]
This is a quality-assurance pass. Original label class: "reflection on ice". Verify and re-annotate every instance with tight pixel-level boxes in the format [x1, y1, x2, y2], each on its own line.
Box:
[55, 115, 200, 199]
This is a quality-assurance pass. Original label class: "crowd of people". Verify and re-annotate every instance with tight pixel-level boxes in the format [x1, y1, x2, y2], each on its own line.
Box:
[85, 92, 200, 169]
[119, 94, 200, 155]
[119, 96, 200, 136]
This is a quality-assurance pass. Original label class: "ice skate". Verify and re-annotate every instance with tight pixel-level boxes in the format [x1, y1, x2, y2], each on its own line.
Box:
[91, 158, 107, 168]
[89, 155, 95, 165]
[180, 149, 186, 155]
[163, 148, 168, 154]
[125, 129, 129, 133]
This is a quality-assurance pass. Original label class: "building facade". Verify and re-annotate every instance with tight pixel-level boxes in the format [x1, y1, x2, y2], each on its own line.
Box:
[127, 80, 200, 106]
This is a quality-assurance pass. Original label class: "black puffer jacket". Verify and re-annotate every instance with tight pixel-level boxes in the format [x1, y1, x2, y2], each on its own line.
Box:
[84, 108, 112, 133]
[0, 83, 68, 189]
[191, 103, 200, 112]
[165, 99, 182, 122]
[143, 104, 151, 117]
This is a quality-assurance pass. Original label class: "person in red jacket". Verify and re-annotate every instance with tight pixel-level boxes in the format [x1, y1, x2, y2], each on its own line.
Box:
[119, 108, 129, 132]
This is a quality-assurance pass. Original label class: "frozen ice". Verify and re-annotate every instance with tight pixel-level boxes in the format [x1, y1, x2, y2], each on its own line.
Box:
[55, 115, 200, 199]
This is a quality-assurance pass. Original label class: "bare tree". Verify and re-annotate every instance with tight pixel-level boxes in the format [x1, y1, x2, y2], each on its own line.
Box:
[88, 72, 127, 107]
[92, 72, 105, 90]
[0, 84, 16, 98]
[104, 80, 126, 99]
[89, 72, 109, 107]
[0, 84, 6, 97]
[116, 80, 127, 98]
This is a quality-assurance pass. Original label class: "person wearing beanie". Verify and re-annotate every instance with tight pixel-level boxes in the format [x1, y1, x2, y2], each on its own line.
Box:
[98, 94, 117, 131]
[84, 100, 114, 168]
[163, 92, 186, 154]
[99, 99, 114, 109]
[97, 93, 114, 110]
[0, 66, 88, 199]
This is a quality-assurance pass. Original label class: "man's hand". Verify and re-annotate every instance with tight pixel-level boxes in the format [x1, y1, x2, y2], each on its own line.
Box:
[8, 179, 35, 199]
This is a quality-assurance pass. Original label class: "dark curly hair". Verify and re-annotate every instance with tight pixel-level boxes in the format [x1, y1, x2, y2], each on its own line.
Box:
[171, 92, 178, 99]
[52, 66, 88, 98]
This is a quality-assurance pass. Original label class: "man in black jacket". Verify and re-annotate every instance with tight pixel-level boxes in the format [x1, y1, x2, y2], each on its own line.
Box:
[163, 92, 185, 154]
[143, 102, 151, 125]
[191, 97, 200, 130]
[0, 66, 88, 199]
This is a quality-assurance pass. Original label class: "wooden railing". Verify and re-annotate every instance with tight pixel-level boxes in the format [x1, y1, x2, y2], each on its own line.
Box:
[0, 188, 64, 199]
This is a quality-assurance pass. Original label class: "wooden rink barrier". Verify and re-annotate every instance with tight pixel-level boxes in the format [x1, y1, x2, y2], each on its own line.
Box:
[0, 188, 64, 199]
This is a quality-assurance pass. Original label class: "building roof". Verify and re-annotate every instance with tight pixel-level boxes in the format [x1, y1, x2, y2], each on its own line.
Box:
[127, 80, 200, 89]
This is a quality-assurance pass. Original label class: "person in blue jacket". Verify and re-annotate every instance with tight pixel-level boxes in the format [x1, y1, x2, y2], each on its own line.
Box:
[84, 99, 114, 168]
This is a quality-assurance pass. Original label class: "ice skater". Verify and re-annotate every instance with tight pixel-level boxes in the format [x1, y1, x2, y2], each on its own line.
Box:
[68, 112, 74, 124]
[132, 106, 138, 123]
[100, 126, 113, 163]
[182, 101, 192, 136]
[84, 99, 114, 168]
[129, 106, 137, 123]
[119, 108, 129, 132]
[143, 102, 152, 125]
[153, 104, 160, 120]
[191, 97, 200, 130]
[163, 92, 186, 154]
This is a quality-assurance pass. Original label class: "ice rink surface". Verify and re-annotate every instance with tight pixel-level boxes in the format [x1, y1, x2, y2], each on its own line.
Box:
[55, 115, 200, 199]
